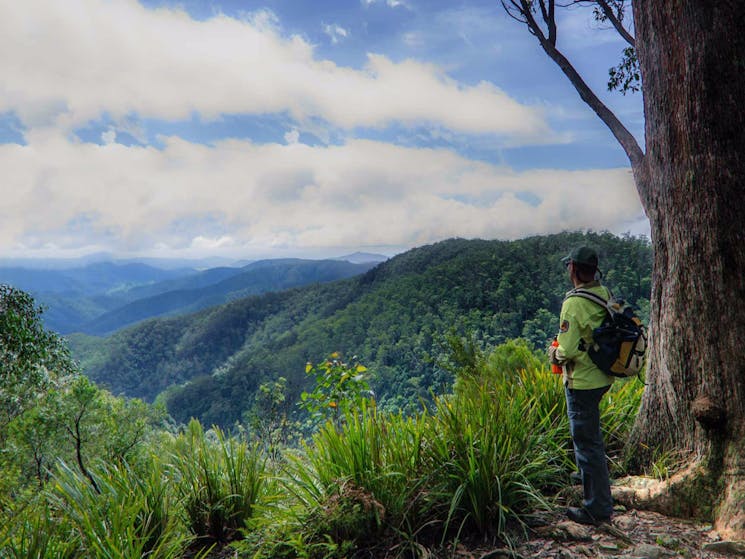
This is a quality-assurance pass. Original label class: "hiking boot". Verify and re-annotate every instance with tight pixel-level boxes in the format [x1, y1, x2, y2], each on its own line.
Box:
[570, 471, 582, 485]
[566, 506, 610, 526]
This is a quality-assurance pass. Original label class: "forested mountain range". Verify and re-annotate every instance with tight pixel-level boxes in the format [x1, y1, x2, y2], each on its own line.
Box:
[0, 262, 190, 333]
[0, 258, 381, 335]
[68, 232, 652, 428]
[77, 259, 379, 335]
[0, 261, 187, 297]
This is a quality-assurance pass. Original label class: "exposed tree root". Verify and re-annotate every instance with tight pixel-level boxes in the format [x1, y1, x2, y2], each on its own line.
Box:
[611, 464, 711, 519]
[713, 473, 745, 541]
[611, 462, 745, 541]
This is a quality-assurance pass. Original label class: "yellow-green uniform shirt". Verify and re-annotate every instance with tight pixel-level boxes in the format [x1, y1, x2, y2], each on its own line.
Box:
[556, 281, 615, 390]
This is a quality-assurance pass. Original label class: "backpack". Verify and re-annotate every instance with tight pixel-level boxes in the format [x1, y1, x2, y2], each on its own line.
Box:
[566, 288, 648, 378]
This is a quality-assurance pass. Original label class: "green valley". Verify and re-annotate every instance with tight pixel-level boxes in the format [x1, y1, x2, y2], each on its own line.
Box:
[69, 232, 652, 429]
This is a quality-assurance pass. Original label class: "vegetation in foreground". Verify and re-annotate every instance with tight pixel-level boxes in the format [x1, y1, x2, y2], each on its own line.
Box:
[1, 283, 644, 557]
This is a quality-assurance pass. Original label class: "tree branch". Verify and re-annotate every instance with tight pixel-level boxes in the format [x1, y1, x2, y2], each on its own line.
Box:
[520, 0, 548, 43]
[537, 1, 553, 40]
[541, 38, 644, 168]
[501, 0, 529, 24]
[545, 0, 557, 46]
[596, 0, 635, 46]
[74, 417, 100, 493]
[508, 0, 644, 170]
[560, 1, 635, 46]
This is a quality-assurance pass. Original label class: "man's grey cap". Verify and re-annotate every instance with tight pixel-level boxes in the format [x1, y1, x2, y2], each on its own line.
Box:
[561, 246, 599, 267]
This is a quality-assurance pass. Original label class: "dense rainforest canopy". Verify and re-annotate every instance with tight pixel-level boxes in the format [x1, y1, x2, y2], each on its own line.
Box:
[70, 231, 652, 428]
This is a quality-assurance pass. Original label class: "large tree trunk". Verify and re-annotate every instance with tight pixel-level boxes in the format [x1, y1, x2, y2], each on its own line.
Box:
[630, 1, 745, 537]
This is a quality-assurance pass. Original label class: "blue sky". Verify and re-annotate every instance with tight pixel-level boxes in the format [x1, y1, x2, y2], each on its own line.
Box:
[0, 0, 647, 261]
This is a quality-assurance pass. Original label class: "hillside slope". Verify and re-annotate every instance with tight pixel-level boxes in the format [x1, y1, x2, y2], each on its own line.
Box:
[69, 232, 652, 427]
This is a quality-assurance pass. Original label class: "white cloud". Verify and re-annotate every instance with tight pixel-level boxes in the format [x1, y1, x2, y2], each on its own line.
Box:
[0, 132, 645, 258]
[362, 0, 407, 8]
[0, 1, 647, 260]
[401, 31, 424, 48]
[284, 128, 300, 145]
[190, 235, 237, 250]
[0, 0, 550, 141]
[322, 23, 349, 44]
[101, 129, 117, 145]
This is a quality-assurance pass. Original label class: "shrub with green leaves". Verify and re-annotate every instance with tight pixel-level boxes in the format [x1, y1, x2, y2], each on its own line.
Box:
[0, 285, 76, 443]
[300, 353, 373, 430]
[477, 338, 644, 478]
[1, 336, 641, 559]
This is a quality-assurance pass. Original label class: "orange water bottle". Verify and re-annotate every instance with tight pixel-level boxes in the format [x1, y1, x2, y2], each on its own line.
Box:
[550, 339, 563, 375]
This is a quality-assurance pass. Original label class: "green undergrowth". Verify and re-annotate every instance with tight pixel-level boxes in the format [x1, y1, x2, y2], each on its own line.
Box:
[236, 340, 643, 558]
[1, 340, 642, 559]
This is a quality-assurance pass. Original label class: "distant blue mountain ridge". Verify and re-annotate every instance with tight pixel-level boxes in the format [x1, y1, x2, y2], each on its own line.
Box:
[0, 261, 188, 295]
[0, 254, 387, 335]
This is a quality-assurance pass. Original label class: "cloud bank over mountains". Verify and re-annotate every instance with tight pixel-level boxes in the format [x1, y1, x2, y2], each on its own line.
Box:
[0, 0, 646, 259]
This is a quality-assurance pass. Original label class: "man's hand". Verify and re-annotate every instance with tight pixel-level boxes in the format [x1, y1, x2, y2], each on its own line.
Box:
[548, 341, 562, 365]
[549, 340, 571, 367]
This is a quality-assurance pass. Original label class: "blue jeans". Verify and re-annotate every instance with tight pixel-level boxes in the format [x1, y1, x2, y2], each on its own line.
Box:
[565, 385, 613, 519]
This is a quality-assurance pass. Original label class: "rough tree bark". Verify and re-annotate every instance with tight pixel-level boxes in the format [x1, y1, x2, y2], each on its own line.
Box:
[502, 0, 745, 537]
[629, 1, 745, 538]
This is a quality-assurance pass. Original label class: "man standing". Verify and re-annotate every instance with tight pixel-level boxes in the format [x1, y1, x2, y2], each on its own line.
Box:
[549, 246, 614, 525]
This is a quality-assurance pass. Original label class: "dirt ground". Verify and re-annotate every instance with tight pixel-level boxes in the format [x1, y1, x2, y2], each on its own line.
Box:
[487, 506, 744, 559]
[449, 478, 745, 559]
[440, 474, 745, 559]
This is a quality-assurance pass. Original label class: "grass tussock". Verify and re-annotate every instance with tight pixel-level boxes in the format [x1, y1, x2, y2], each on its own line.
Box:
[48, 459, 187, 559]
[167, 419, 269, 545]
